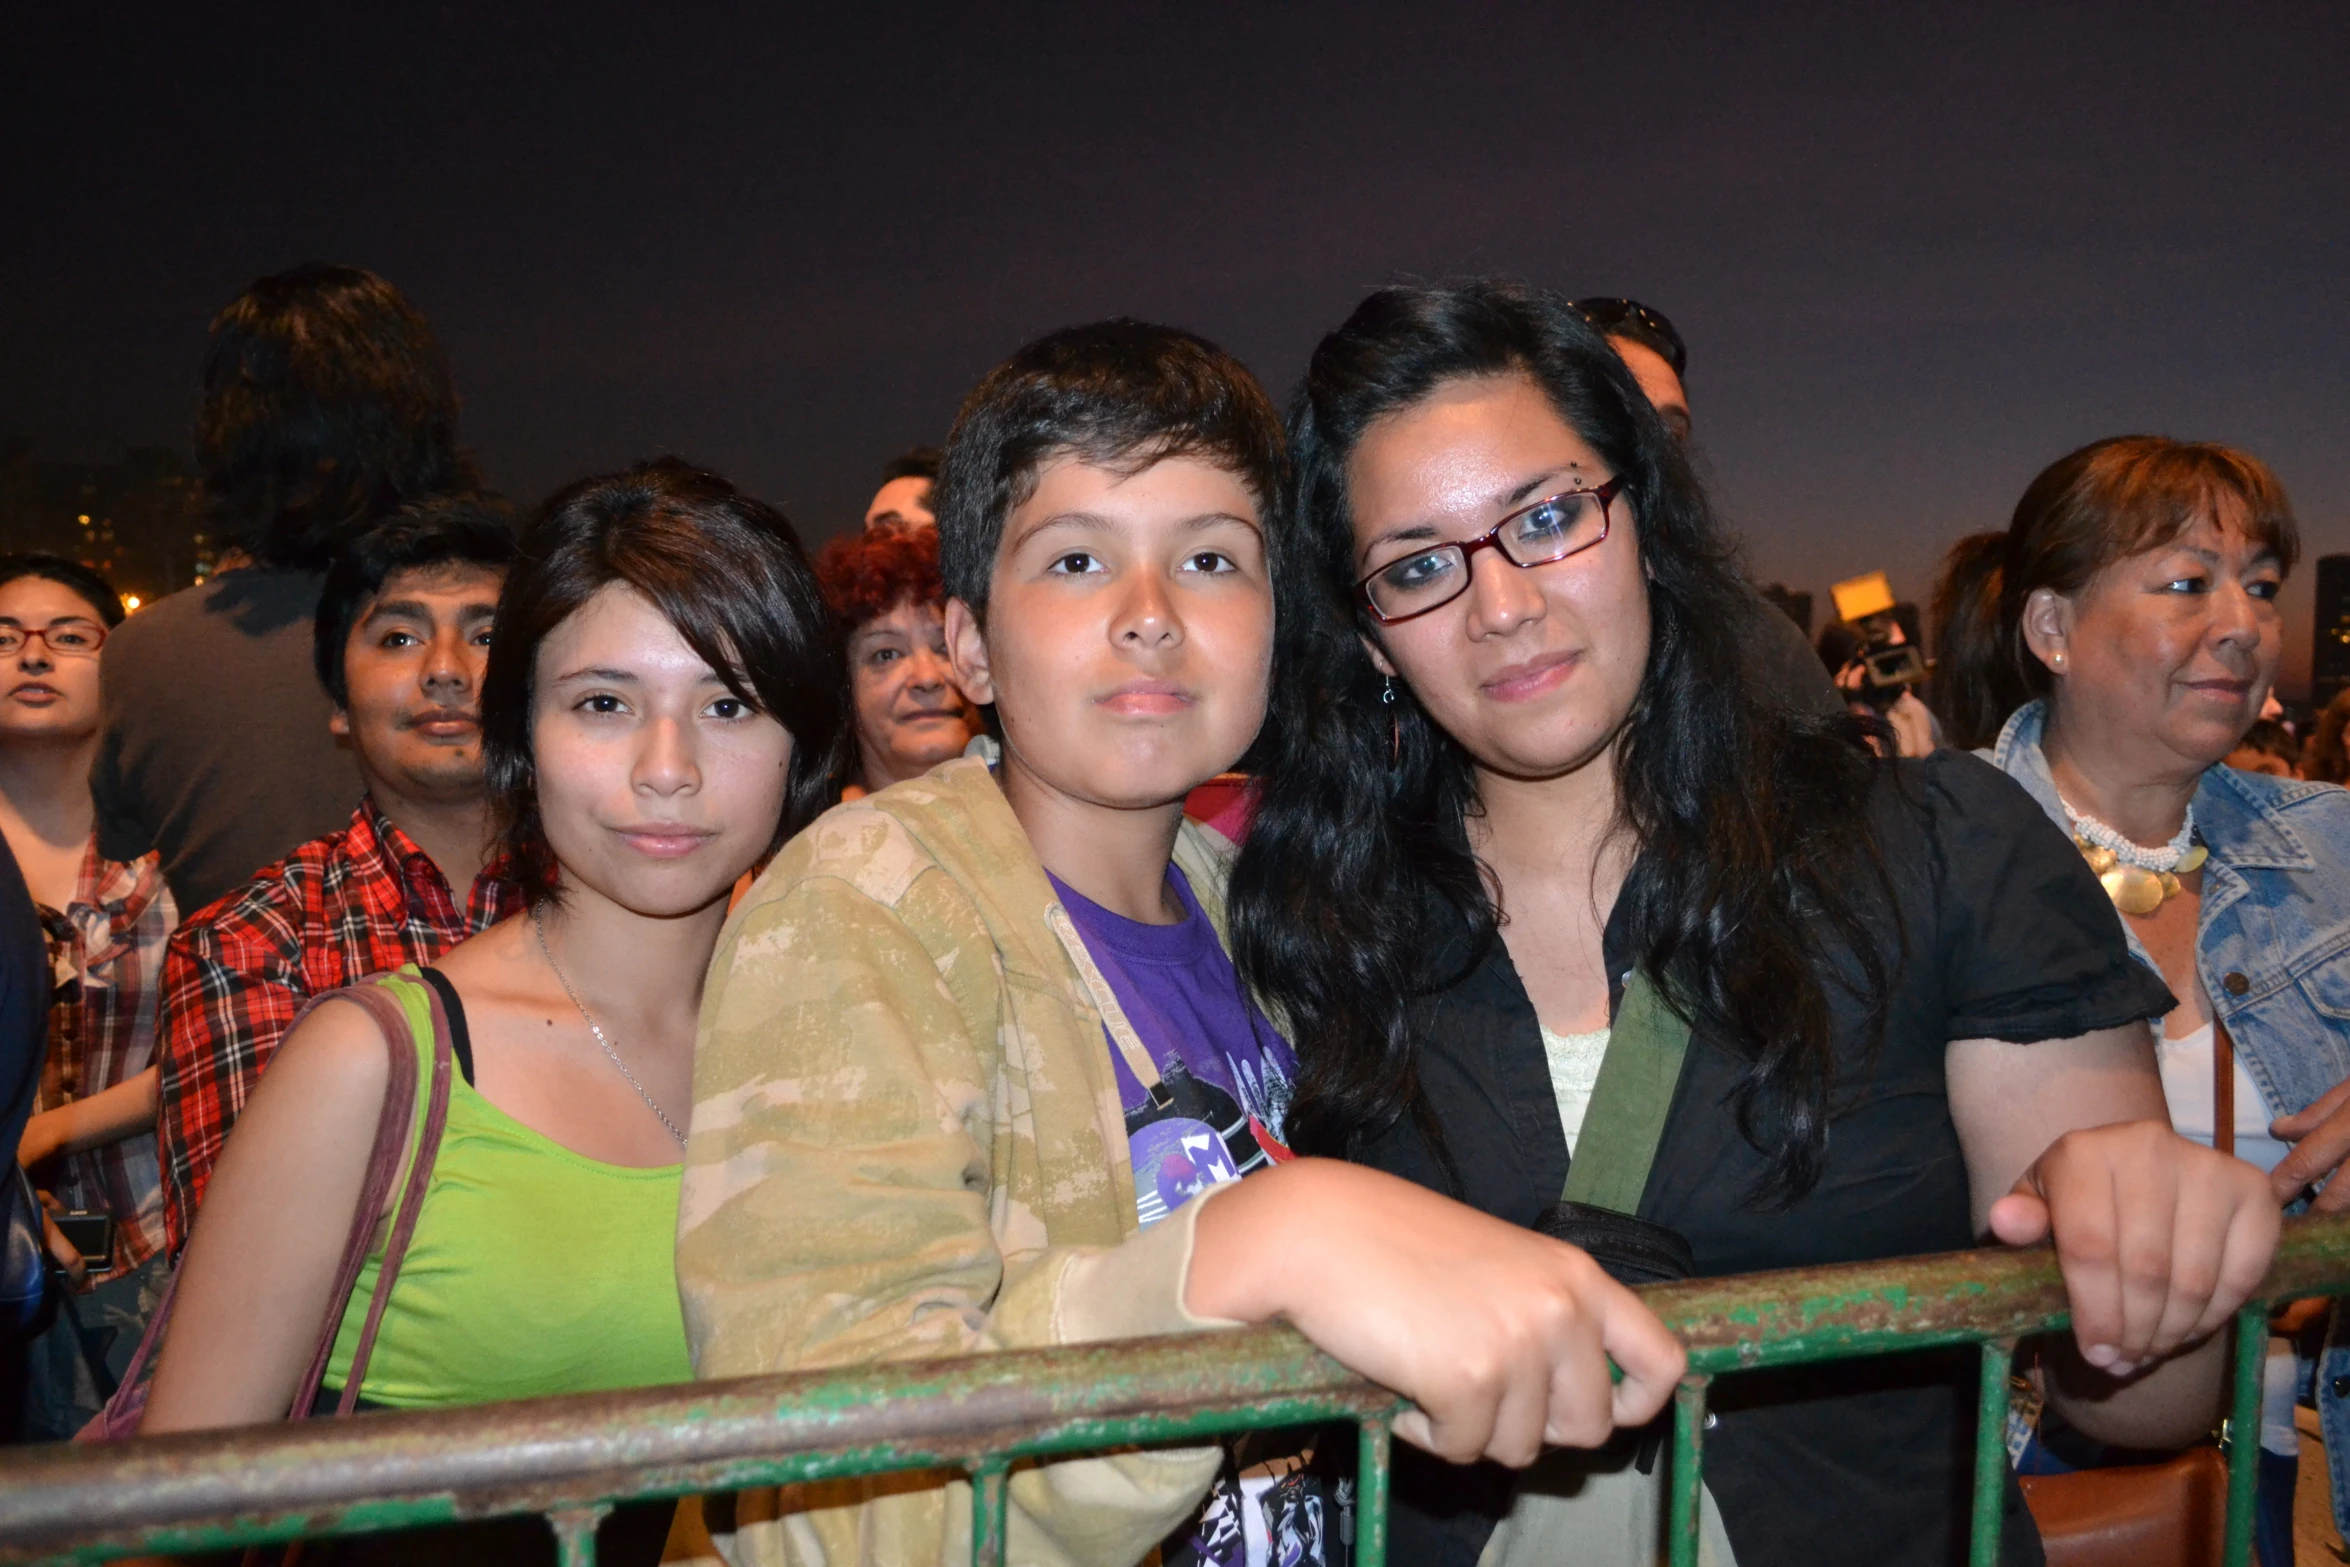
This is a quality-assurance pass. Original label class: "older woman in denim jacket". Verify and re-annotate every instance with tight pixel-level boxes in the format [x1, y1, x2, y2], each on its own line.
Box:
[1934, 436, 2350, 1561]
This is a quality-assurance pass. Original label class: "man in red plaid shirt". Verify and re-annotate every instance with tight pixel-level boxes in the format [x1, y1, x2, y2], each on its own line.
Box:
[157, 505, 520, 1256]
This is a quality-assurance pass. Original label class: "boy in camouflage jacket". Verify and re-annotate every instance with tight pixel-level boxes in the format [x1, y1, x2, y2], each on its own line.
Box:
[678, 321, 1683, 1567]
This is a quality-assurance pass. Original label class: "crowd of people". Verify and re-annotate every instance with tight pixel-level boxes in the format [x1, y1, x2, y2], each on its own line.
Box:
[1, 261, 2346, 1567]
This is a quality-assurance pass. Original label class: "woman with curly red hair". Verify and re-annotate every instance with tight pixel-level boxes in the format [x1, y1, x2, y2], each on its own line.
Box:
[814, 521, 978, 797]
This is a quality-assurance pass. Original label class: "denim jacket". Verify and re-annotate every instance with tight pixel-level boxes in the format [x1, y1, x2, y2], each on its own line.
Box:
[1988, 701, 2350, 1525]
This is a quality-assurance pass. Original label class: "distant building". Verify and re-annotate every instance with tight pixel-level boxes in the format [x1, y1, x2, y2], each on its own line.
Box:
[0, 441, 204, 600]
[2317, 555, 2350, 711]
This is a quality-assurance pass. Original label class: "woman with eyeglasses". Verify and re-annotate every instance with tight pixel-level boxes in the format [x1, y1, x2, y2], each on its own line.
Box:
[1225, 283, 2280, 1566]
[0, 553, 176, 1440]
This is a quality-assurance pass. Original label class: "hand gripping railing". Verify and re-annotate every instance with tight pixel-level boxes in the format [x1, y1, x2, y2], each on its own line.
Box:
[6, 1214, 2350, 1567]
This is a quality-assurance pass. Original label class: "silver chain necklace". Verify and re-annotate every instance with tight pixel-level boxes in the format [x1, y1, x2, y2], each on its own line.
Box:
[532, 911, 689, 1149]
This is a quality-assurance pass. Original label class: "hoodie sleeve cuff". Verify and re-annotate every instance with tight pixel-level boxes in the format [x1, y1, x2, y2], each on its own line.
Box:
[1053, 1181, 1244, 1344]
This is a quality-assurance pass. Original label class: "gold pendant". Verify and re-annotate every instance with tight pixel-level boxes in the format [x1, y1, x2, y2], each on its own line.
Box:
[2101, 863, 2167, 916]
[2079, 841, 2118, 874]
[2177, 844, 2208, 874]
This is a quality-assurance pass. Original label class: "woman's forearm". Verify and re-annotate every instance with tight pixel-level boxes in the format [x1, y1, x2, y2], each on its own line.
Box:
[18, 1066, 160, 1166]
[2044, 1330, 2228, 1449]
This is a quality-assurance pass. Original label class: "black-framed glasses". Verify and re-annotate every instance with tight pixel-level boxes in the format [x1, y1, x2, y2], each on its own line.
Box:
[1357, 477, 1627, 624]
[1572, 297, 1687, 378]
[0, 618, 109, 657]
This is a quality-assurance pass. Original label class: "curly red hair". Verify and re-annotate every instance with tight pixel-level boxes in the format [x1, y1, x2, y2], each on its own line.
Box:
[813, 520, 946, 631]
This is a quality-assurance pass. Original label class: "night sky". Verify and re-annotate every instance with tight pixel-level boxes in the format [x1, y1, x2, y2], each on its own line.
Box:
[7, 4, 2346, 686]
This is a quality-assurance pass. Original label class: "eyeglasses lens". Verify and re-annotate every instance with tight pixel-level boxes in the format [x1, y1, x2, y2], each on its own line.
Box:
[0, 620, 106, 655]
[1365, 492, 1607, 619]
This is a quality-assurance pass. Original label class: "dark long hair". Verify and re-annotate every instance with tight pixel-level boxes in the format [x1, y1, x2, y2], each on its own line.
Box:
[1228, 280, 1888, 1202]
[483, 459, 849, 904]
[1930, 436, 2301, 752]
[197, 263, 478, 570]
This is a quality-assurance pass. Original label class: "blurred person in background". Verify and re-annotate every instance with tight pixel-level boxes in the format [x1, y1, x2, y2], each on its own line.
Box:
[155, 503, 517, 1258]
[1934, 438, 2350, 1564]
[1574, 297, 1842, 721]
[2302, 686, 2350, 783]
[0, 554, 175, 1439]
[2225, 718, 2300, 778]
[92, 263, 483, 917]
[862, 445, 939, 530]
[0, 836, 47, 1439]
[812, 521, 976, 798]
[1815, 615, 1941, 757]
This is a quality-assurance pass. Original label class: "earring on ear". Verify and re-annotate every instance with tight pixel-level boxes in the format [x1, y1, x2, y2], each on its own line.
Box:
[2051, 651, 2067, 669]
[1383, 677, 1400, 768]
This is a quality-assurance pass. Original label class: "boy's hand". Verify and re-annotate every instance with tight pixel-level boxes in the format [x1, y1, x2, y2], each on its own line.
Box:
[1187, 1159, 1685, 1466]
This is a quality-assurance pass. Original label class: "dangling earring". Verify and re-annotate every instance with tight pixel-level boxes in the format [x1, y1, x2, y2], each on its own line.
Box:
[1383, 678, 1400, 768]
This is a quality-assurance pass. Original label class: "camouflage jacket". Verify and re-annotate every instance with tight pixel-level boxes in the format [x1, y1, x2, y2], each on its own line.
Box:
[681, 757, 1242, 1567]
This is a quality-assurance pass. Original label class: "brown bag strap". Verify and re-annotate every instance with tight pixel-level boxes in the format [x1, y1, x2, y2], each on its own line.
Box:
[281, 975, 454, 1421]
[2213, 1014, 2236, 1160]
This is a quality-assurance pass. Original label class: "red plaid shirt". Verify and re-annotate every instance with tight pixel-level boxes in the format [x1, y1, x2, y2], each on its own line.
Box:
[156, 798, 517, 1256]
[33, 841, 176, 1275]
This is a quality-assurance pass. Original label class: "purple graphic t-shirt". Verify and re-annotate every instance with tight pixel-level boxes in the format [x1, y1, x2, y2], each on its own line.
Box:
[1048, 864, 1298, 1229]
[1051, 866, 1339, 1567]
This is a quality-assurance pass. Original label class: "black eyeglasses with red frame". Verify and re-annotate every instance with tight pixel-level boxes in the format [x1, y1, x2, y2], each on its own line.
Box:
[1356, 476, 1627, 624]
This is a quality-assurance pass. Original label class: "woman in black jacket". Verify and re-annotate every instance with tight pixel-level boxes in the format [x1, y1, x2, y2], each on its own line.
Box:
[1227, 280, 2278, 1567]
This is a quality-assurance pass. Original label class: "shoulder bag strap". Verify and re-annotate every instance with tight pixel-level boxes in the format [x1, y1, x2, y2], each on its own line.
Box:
[2213, 1014, 2236, 1160]
[1559, 969, 1693, 1216]
[277, 975, 447, 1421]
[331, 975, 456, 1416]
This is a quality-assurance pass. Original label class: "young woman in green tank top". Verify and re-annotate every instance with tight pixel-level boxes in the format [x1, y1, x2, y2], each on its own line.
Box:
[142, 463, 847, 1450]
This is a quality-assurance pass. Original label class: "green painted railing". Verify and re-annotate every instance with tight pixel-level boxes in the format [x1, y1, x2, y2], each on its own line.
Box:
[6, 1214, 2349, 1567]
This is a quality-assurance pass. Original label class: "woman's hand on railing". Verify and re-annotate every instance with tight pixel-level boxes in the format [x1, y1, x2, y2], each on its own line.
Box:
[1987, 1118, 2279, 1373]
[1185, 1158, 1686, 1469]
[2268, 1073, 2350, 1211]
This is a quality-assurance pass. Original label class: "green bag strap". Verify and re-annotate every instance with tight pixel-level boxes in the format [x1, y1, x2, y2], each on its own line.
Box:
[1558, 969, 1692, 1215]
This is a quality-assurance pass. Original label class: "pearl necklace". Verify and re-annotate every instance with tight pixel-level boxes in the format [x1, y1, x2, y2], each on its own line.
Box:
[2057, 796, 2206, 916]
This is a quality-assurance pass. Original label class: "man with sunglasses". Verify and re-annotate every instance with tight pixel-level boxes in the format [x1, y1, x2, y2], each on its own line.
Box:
[1575, 297, 1843, 720]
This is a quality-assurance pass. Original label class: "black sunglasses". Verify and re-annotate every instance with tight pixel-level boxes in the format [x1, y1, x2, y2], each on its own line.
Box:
[1572, 297, 1687, 378]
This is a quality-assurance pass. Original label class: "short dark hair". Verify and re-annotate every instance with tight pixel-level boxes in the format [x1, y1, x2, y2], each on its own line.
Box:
[483, 459, 848, 902]
[814, 521, 945, 633]
[312, 498, 520, 707]
[1572, 297, 1688, 380]
[933, 319, 1287, 622]
[0, 553, 126, 627]
[880, 446, 941, 486]
[198, 263, 478, 571]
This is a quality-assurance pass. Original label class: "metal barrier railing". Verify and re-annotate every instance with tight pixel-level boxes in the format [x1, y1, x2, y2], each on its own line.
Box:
[6, 1215, 2349, 1567]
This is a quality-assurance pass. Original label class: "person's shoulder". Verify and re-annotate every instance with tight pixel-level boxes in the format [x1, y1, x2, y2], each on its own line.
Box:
[172, 819, 360, 950]
[760, 759, 1024, 912]
[263, 984, 399, 1103]
[2204, 767, 2350, 865]
[1867, 749, 2077, 874]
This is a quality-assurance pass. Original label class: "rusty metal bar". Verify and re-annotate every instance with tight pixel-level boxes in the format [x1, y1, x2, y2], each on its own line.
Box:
[1667, 1375, 1710, 1567]
[548, 1504, 606, 1567]
[1967, 1339, 2015, 1567]
[5, 1215, 2347, 1565]
[968, 1457, 1009, 1567]
[1354, 1416, 1391, 1567]
[2222, 1304, 2267, 1567]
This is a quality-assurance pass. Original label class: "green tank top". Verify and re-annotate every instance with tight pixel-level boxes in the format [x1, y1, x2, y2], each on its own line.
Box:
[322, 966, 693, 1408]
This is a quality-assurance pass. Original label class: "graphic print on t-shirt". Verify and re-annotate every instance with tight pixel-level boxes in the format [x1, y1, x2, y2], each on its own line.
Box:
[1048, 865, 1299, 1231]
[1128, 1063, 1267, 1226]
